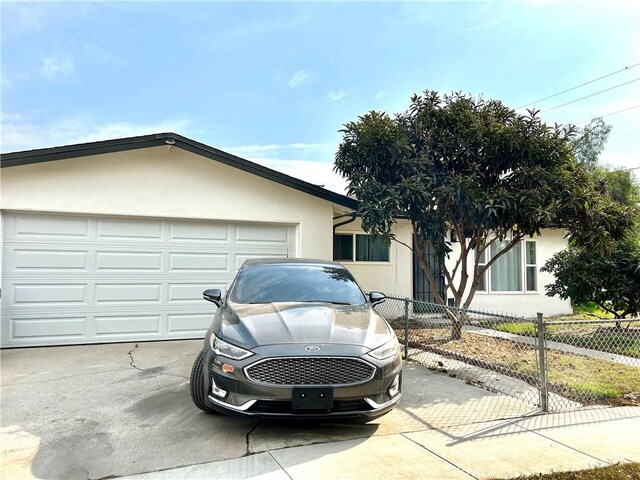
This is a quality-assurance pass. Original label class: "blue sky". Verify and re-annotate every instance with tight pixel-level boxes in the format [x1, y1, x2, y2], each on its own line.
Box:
[2, 1, 639, 192]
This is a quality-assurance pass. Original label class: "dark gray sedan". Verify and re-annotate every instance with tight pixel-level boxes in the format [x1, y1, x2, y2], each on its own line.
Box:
[190, 258, 402, 419]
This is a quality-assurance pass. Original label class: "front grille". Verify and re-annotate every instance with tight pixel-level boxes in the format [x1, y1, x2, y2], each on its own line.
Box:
[245, 357, 375, 386]
[250, 399, 372, 414]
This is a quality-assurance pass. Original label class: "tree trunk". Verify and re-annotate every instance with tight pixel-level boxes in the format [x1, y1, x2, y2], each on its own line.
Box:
[450, 312, 463, 340]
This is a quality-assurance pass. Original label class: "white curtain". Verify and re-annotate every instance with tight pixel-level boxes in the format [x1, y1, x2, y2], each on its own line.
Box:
[490, 241, 522, 291]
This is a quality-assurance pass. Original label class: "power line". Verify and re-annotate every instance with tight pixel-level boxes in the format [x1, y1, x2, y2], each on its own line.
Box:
[516, 62, 640, 109]
[540, 77, 640, 113]
[575, 104, 640, 125]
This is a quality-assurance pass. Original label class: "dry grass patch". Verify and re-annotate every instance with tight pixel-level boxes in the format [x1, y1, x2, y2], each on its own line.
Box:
[398, 327, 640, 406]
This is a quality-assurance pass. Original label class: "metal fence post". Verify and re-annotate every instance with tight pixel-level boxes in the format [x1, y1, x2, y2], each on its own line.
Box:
[537, 312, 549, 412]
[404, 298, 409, 360]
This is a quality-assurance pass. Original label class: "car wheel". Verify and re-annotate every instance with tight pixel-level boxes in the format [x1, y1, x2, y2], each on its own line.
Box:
[190, 350, 218, 414]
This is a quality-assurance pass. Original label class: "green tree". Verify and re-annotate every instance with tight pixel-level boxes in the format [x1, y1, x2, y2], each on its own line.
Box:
[334, 91, 629, 339]
[542, 239, 640, 318]
[542, 135, 640, 318]
[571, 117, 612, 168]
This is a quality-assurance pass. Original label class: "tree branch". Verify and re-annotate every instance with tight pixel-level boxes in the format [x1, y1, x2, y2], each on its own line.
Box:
[392, 238, 414, 252]
[483, 233, 525, 272]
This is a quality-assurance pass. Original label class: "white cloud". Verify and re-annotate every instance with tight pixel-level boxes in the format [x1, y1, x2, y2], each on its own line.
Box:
[287, 69, 310, 88]
[41, 55, 75, 79]
[225, 142, 334, 159]
[1, 75, 14, 89]
[0, 114, 193, 152]
[328, 90, 345, 101]
[251, 158, 348, 194]
[224, 142, 346, 193]
[374, 90, 386, 100]
[83, 44, 121, 67]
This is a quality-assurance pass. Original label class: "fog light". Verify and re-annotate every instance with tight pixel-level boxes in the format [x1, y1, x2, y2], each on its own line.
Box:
[210, 376, 227, 398]
[222, 364, 235, 373]
[388, 374, 400, 398]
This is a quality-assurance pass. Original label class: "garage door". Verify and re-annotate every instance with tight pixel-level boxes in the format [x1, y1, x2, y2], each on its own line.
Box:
[1, 212, 297, 347]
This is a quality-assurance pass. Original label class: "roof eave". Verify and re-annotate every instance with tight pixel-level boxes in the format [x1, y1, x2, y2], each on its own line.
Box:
[0, 132, 358, 210]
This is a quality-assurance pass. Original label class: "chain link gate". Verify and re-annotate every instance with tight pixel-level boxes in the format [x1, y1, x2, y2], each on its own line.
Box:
[375, 296, 640, 413]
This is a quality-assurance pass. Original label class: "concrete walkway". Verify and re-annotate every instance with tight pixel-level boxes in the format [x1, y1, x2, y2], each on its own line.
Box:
[122, 406, 640, 480]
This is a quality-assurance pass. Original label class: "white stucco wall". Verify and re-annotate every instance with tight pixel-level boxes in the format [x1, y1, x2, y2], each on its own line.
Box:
[335, 217, 414, 298]
[0, 146, 335, 259]
[445, 229, 572, 317]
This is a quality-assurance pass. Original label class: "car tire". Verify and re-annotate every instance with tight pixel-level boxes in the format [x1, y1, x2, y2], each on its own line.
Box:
[190, 350, 218, 414]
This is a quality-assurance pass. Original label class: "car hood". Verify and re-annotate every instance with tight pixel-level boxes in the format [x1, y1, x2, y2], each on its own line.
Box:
[218, 302, 393, 350]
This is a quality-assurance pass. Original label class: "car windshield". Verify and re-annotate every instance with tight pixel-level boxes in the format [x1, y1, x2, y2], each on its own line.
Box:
[229, 264, 367, 305]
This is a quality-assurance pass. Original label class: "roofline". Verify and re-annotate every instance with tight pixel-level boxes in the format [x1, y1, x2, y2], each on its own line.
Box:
[0, 132, 358, 210]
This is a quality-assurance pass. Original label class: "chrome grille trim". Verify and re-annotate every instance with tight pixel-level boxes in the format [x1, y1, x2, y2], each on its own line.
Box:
[244, 356, 376, 386]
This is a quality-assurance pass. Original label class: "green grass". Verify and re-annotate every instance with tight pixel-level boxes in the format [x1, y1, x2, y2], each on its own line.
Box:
[501, 462, 640, 480]
[544, 351, 640, 403]
[572, 302, 615, 319]
[487, 317, 640, 358]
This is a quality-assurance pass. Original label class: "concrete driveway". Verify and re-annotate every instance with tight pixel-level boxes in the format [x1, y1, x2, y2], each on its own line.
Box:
[2, 340, 637, 479]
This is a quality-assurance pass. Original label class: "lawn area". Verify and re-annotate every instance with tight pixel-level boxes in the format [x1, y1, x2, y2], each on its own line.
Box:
[488, 319, 640, 358]
[400, 325, 640, 406]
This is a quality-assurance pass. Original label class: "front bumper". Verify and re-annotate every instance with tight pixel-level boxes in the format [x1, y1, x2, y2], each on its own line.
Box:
[201, 344, 403, 419]
[206, 390, 401, 419]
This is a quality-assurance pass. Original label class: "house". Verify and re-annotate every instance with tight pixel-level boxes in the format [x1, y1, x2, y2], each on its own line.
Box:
[0, 133, 571, 347]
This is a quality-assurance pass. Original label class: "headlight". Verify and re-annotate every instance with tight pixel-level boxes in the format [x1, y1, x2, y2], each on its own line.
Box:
[368, 338, 399, 360]
[209, 332, 253, 360]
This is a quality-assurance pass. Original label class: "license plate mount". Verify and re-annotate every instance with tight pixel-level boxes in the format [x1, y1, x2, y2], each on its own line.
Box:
[292, 387, 334, 410]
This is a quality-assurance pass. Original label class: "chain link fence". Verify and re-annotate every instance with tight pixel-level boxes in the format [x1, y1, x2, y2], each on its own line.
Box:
[541, 317, 640, 409]
[375, 296, 640, 412]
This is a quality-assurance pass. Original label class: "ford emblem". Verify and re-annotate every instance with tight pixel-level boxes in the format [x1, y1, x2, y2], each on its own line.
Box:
[305, 346, 320, 352]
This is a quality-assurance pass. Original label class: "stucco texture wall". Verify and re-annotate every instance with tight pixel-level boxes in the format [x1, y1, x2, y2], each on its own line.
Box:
[0, 146, 334, 259]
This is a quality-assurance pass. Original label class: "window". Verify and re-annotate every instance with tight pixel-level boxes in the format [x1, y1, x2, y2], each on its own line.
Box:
[525, 241, 537, 291]
[491, 240, 522, 292]
[477, 249, 487, 292]
[475, 240, 537, 293]
[332, 233, 390, 262]
[333, 234, 353, 261]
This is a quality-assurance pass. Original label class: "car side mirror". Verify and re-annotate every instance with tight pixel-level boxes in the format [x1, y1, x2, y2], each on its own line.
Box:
[369, 291, 386, 305]
[203, 288, 222, 307]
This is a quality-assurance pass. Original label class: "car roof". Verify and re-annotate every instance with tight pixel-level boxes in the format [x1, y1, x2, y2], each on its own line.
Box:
[242, 258, 345, 268]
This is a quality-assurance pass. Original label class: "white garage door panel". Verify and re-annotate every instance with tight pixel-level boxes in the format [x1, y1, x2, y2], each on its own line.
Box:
[97, 218, 162, 240]
[13, 284, 88, 305]
[168, 284, 220, 303]
[96, 251, 163, 271]
[170, 223, 229, 241]
[12, 249, 89, 271]
[95, 284, 162, 303]
[12, 317, 87, 339]
[95, 315, 161, 336]
[15, 214, 89, 238]
[1, 213, 297, 347]
[167, 313, 212, 335]
[169, 252, 229, 271]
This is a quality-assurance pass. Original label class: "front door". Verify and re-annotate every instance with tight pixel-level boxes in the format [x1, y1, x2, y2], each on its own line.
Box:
[412, 240, 445, 304]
